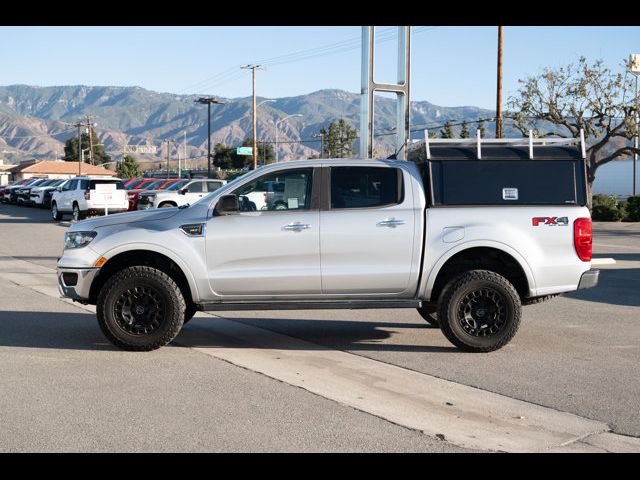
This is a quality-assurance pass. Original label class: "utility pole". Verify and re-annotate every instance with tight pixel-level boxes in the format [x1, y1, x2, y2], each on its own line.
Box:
[86, 115, 95, 165]
[73, 121, 84, 176]
[241, 64, 265, 170]
[195, 97, 224, 179]
[496, 26, 504, 138]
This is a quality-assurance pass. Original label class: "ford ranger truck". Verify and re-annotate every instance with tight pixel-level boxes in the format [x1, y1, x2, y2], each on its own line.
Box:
[56, 135, 598, 352]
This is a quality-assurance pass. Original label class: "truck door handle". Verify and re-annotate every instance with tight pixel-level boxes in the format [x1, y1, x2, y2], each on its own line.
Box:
[377, 218, 405, 228]
[282, 222, 310, 231]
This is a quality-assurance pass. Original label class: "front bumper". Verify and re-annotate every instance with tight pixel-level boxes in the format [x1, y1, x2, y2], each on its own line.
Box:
[577, 269, 599, 290]
[57, 267, 100, 301]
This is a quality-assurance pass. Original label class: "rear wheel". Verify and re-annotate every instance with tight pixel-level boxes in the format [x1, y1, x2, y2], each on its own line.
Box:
[437, 270, 521, 353]
[51, 202, 63, 221]
[96, 266, 186, 351]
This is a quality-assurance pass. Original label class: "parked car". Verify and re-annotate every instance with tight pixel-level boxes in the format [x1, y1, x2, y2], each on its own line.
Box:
[126, 179, 180, 211]
[17, 178, 56, 206]
[57, 136, 599, 352]
[4, 178, 46, 204]
[124, 178, 156, 190]
[30, 179, 66, 208]
[137, 178, 226, 209]
[43, 181, 69, 210]
[51, 176, 128, 222]
[0, 178, 29, 202]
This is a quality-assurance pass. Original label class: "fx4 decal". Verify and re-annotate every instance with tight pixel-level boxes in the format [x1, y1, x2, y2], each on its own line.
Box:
[532, 217, 569, 226]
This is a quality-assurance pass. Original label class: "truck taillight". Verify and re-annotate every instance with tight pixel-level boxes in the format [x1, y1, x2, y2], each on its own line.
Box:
[84, 190, 90, 200]
[573, 217, 592, 262]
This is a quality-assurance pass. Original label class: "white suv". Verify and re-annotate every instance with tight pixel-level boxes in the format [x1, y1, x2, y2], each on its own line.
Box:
[51, 176, 128, 222]
[137, 178, 226, 209]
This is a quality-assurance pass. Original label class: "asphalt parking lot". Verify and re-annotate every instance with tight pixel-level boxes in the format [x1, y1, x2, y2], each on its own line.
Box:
[0, 203, 638, 452]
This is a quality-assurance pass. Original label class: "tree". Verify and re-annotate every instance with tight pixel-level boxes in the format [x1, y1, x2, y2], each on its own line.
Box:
[213, 142, 233, 169]
[64, 129, 111, 165]
[440, 121, 454, 138]
[242, 137, 275, 165]
[213, 138, 275, 170]
[320, 119, 358, 158]
[117, 155, 142, 178]
[478, 119, 486, 138]
[507, 57, 639, 205]
[460, 120, 470, 139]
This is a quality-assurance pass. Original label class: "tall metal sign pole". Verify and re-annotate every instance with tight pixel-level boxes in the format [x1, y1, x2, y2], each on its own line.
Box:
[241, 65, 264, 170]
[360, 26, 411, 160]
[496, 26, 504, 139]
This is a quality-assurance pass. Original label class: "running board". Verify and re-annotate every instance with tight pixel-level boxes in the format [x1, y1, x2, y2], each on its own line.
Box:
[197, 299, 422, 311]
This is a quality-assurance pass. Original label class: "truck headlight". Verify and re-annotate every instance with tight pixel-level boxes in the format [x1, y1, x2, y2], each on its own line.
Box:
[64, 231, 97, 249]
[146, 194, 156, 200]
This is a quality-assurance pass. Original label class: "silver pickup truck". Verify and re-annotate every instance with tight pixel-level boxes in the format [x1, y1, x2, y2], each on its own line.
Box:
[57, 136, 598, 352]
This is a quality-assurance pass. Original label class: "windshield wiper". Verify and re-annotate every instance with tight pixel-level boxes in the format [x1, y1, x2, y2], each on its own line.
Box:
[178, 203, 190, 209]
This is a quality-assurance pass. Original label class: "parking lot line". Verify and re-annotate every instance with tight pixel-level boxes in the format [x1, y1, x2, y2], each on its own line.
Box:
[4, 252, 639, 453]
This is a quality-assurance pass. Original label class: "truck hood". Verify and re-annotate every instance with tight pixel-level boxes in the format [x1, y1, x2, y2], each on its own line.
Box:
[72, 208, 180, 230]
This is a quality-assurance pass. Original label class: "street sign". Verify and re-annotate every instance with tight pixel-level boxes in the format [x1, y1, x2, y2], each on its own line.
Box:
[236, 147, 253, 155]
[124, 145, 158, 154]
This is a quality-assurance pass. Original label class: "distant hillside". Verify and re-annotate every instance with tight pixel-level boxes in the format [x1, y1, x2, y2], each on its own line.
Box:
[0, 85, 496, 166]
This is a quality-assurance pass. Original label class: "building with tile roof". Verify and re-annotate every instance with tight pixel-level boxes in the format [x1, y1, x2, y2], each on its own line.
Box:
[9, 160, 117, 180]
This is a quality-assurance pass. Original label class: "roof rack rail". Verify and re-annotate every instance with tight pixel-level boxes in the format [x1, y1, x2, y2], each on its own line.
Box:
[423, 128, 586, 160]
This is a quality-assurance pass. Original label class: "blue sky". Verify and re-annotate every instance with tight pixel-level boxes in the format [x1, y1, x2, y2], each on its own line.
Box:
[1, 26, 638, 110]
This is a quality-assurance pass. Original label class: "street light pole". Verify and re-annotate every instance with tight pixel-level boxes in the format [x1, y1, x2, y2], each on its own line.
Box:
[275, 114, 302, 163]
[195, 97, 224, 178]
[629, 54, 640, 197]
[313, 132, 324, 158]
[496, 26, 504, 139]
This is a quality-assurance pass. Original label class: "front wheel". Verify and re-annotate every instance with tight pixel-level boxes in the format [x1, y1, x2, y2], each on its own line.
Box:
[437, 270, 521, 353]
[51, 202, 63, 221]
[96, 266, 186, 351]
[72, 203, 85, 222]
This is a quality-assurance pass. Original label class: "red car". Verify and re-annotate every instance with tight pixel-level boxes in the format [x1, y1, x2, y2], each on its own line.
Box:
[126, 178, 181, 211]
[124, 177, 155, 190]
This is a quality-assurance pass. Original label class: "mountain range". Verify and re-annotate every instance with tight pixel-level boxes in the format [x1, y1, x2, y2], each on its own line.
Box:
[0, 85, 496, 167]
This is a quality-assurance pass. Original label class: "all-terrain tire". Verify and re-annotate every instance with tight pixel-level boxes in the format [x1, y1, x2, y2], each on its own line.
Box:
[416, 305, 440, 327]
[96, 266, 186, 351]
[437, 270, 521, 353]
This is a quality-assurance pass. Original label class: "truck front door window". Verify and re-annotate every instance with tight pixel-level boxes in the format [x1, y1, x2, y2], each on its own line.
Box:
[233, 168, 313, 212]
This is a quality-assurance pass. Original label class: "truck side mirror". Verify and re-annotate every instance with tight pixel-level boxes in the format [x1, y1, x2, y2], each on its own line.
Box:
[214, 195, 239, 216]
[178, 188, 188, 195]
[56, 186, 62, 192]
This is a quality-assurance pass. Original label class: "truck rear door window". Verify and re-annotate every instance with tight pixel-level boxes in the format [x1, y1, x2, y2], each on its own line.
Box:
[330, 166, 402, 209]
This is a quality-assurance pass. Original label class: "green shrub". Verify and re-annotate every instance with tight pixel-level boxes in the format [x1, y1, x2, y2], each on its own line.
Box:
[626, 195, 640, 222]
[591, 194, 626, 221]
